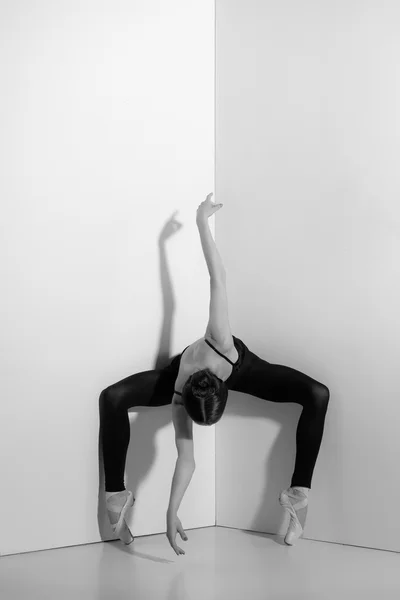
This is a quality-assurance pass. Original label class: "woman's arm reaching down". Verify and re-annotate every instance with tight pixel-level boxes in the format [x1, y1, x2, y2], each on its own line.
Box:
[166, 458, 193, 556]
[166, 394, 195, 555]
[169, 397, 195, 514]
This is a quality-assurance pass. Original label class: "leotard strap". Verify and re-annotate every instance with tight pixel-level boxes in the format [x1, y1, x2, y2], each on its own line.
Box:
[204, 338, 236, 366]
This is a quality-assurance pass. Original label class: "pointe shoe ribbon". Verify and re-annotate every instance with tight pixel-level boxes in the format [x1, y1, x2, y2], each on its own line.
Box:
[279, 488, 308, 546]
[106, 491, 135, 545]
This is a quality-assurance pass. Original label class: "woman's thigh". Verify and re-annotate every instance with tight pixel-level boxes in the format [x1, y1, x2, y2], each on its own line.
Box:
[230, 347, 326, 407]
[104, 365, 177, 411]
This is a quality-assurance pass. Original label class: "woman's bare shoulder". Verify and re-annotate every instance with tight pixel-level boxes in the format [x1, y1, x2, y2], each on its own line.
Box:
[204, 333, 235, 353]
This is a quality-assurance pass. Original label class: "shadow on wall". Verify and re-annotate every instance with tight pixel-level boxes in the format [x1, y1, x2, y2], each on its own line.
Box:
[96, 211, 183, 543]
[96, 210, 308, 545]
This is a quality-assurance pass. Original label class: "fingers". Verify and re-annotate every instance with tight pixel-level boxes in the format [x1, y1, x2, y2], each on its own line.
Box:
[211, 204, 223, 215]
[197, 202, 223, 214]
[167, 534, 186, 556]
[170, 539, 185, 555]
[177, 525, 188, 541]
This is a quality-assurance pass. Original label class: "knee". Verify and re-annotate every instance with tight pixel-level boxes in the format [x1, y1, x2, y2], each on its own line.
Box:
[310, 383, 330, 412]
[99, 386, 120, 412]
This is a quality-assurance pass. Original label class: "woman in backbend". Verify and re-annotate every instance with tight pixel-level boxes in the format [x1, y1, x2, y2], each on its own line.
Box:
[99, 193, 330, 553]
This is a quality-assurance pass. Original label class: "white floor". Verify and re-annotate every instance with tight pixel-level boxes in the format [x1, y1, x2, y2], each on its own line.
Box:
[1, 527, 399, 600]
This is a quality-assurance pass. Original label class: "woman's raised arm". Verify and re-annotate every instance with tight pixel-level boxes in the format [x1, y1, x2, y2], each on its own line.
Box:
[196, 193, 225, 280]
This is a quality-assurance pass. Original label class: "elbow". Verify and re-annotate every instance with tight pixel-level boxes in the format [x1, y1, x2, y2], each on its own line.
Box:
[177, 455, 196, 469]
[210, 269, 226, 284]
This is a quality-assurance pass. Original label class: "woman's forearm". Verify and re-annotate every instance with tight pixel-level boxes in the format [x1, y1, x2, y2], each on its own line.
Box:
[197, 218, 226, 280]
[167, 457, 196, 514]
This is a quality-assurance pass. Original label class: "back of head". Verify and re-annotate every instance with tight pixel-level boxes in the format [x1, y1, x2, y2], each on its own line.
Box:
[182, 368, 228, 426]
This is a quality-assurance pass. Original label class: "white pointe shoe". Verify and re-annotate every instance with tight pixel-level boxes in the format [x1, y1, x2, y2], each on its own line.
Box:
[106, 490, 135, 545]
[279, 488, 308, 546]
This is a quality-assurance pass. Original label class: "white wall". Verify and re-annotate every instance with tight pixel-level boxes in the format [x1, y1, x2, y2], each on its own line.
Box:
[4, 0, 399, 559]
[0, 0, 215, 556]
[215, 0, 400, 552]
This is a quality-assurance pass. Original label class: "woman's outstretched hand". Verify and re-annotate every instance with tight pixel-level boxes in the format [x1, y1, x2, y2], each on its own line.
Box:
[196, 192, 223, 224]
[166, 511, 188, 556]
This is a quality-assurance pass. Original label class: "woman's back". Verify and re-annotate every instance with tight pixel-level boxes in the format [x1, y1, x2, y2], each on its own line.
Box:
[173, 335, 239, 396]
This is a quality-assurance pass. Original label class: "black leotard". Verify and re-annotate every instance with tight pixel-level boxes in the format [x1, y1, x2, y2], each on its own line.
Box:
[101, 332, 329, 492]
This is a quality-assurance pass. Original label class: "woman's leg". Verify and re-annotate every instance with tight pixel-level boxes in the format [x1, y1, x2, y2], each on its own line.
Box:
[99, 364, 177, 493]
[229, 347, 330, 489]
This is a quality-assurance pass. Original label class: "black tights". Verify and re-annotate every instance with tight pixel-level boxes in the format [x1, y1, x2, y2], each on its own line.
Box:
[99, 337, 330, 492]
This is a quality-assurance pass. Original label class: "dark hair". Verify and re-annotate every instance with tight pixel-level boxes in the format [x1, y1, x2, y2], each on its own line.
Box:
[182, 368, 228, 426]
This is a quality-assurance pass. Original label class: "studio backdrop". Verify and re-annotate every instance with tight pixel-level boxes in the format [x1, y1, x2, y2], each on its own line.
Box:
[1, 0, 399, 557]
